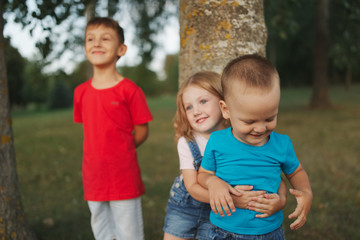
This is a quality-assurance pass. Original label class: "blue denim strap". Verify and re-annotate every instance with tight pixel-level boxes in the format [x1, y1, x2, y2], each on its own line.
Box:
[186, 140, 203, 171]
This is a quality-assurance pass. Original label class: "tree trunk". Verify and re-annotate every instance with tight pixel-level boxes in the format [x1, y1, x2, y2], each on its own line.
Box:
[345, 64, 352, 91]
[85, 0, 97, 80]
[0, 2, 37, 239]
[310, 0, 332, 109]
[179, 0, 267, 85]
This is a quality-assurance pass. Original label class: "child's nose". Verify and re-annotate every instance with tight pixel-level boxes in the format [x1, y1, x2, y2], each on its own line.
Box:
[193, 106, 201, 116]
[94, 38, 101, 46]
[254, 123, 266, 133]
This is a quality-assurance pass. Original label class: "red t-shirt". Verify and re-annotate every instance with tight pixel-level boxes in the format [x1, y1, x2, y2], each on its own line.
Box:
[73, 78, 153, 201]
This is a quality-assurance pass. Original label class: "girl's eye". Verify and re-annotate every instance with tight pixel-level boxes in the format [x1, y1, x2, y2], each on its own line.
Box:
[86, 38, 93, 42]
[200, 99, 207, 104]
[266, 118, 275, 122]
[244, 121, 254, 125]
[185, 105, 193, 111]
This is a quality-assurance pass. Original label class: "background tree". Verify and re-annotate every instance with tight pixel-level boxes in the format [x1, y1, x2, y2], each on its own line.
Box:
[67, 60, 91, 90]
[48, 70, 73, 110]
[179, 0, 267, 85]
[22, 60, 49, 107]
[4, 37, 26, 107]
[120, 63, 160, 95]
[329, 0, 360, 89]
[264, 0, 315, 87]
[162, 53, 179, 93]
[265, 0, 360, 107]
[130, 0, 176, 66]
[0, 1, 37, 238]
[310, 0, 332, 108]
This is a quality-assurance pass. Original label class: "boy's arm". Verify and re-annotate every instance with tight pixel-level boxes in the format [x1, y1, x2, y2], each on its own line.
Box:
[198, 166, 241, 217]
[285, 163, 313, 230]
[247, 177, 287, 218]
[133, 123, 149, 147]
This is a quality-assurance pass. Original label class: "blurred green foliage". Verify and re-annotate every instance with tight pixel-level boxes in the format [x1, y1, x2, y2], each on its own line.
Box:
[4, 1, 360, 109]
[265, 0, 360, 87]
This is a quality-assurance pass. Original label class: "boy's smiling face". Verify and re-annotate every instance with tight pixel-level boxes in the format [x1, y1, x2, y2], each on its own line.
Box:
[220, 80, 280, 146]
[84, 25, 127, 67]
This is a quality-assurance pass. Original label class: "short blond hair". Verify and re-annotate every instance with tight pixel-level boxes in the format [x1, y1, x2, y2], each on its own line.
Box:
[221, 54, 280, 100]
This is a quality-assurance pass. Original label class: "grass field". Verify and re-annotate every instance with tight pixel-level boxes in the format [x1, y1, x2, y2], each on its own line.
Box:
[12, 85, 360, 240]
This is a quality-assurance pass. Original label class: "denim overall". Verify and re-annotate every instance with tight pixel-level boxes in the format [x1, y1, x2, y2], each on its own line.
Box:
[163, 140, 212, 240]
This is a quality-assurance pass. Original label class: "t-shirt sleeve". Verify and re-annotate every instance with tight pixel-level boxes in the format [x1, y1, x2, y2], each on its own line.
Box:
[129, 87, 153, 125]
[200, 134, 216, 172]
[281, 137, 300, 175]
[178, 137, 196, 170]
[73, 87, 83, 123]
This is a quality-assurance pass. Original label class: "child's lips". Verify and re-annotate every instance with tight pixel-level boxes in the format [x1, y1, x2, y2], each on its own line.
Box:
[196, 117, 207, 124]
[92, 50, 105, 54]
[250, 133, 263, 138]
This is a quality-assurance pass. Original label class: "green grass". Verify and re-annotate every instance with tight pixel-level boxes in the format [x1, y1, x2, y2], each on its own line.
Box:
[12, 85, 360, 240]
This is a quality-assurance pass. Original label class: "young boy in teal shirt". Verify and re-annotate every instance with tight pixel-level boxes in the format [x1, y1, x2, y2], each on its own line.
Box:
[199, 54, 312, 239]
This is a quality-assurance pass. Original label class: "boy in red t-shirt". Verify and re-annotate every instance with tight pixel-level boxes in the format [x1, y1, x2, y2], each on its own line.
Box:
[73, 17, 152, 240]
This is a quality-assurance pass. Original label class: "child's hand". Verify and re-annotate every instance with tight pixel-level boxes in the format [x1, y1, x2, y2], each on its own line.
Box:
[207, 178, 241, 217]
[288, 188, 313, 230]
[232, 185, 265, 209]
[248, 193, 286, 218]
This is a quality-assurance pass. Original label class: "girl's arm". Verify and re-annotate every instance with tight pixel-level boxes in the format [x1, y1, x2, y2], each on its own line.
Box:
[285, 163, 313, 230]
[133, 123, 149, 147]
[182, 169, 211, 203]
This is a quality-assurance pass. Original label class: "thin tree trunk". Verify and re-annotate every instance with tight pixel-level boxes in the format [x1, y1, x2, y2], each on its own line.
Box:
[310, 0, 332, 108]
[179, 0, 267, 85]
[0, 2, 37, 239]
[267, 40, 277, 68]
[85, 0, 97, 79]
[345, 64, 352, 91]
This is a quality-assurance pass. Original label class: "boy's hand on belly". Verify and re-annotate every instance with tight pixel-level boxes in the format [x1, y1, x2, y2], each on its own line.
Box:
[232, 185, 265, 210]
[249, 193, 283, 218]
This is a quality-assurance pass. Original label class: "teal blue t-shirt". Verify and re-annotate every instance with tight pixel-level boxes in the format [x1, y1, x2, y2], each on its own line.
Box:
[201, 127, 299, 235]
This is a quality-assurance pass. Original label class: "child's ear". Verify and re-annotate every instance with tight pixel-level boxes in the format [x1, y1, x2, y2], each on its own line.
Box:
[219, 100, 230, 119]
[117, 44, 127, 57]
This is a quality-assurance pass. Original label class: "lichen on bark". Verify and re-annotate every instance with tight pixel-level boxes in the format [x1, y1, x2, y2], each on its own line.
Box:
[179, 0, 267, 85]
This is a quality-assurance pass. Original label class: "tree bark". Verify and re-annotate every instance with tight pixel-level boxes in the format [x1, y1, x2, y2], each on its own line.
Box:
[85, 0, 97, 80]
[345, 64, 352, 91]
[179, 0, 267, 85]
[0, 2, 37, 239]
[310, 0, 332, 108]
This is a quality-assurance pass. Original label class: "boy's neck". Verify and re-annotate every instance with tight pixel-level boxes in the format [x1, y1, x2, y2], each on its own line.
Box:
[91, 67, 124, 89]
[231, 128, 271, 147]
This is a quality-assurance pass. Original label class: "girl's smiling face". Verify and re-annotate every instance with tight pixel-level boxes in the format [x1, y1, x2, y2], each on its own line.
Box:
[182, 85, 224, 139]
